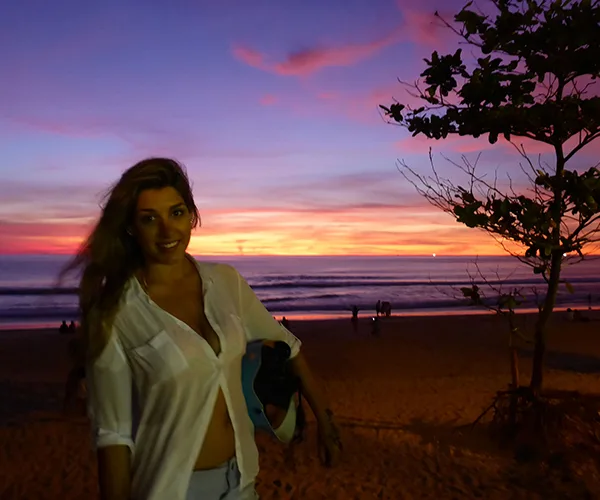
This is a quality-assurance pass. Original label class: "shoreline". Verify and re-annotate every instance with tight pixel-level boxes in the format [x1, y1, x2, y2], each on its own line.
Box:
[1, 305, 596, 332]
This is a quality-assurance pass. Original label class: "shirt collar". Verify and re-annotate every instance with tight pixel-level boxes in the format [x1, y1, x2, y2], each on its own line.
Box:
[128, 256, 215, 305]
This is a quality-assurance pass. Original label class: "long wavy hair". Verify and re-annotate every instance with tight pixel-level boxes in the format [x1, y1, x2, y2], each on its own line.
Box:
[60, 158, 200, 360]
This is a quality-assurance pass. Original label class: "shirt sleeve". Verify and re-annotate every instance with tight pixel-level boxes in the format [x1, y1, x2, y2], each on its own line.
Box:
[86, 323, 135, 452]
[236, 268, 302, 358]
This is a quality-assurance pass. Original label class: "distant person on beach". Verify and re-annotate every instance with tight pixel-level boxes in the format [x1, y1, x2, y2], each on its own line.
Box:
[59, 158, 341, 500]
[375, 300, 381, 317]
[380, 301, 392, 318]
[567, 308, 590, 323]
[280, 316, 290, 329]
[59, 320, 69, 334]
[351, 306, 359, 333]
[68, 320, 77, 333]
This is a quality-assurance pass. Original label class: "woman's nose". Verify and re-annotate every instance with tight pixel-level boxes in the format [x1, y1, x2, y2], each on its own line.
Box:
[157, 218, 174, 236]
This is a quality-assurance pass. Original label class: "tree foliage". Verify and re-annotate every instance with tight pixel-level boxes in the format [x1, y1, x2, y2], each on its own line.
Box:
[380, 0, 600, 392]
[382, 0, 600, 149]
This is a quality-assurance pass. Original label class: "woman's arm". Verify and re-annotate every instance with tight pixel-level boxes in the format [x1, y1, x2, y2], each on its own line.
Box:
[86, 327, 134, 500]
[236, 265, 330, 422]
[97, 446, 131, 500]
[235, 266, 341, 464]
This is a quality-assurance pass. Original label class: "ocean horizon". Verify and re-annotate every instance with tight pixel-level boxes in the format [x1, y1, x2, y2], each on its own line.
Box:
[1, 254, 599, 329]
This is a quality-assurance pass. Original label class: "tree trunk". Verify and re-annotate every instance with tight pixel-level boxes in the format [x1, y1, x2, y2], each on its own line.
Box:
[508, 344, 520, 427]
[507, 314, 520, 389]
[529, 251, 563, 393]
[507, 314, 520, 427]
[529, 324, 546, 392]
[509, 345, 520, 389]
[530, 146, 566, 394]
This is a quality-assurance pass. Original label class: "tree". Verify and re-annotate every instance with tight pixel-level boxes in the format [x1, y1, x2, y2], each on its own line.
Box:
[381, 0, 600, 395]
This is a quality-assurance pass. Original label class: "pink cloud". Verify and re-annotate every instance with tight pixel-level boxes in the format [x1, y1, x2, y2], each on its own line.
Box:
[395, 134, 497, 154]
[367, 84, 433, 113]
[259, 94, 279, 106]
[201, 203, 428, 220]
[275, 37, 398, 76]
[0, 219, 93, 254]
[398, 8, 456, 47]
[394, 133, 561, 157]
[291, 84, 427, 126]
[395, 133, 600, 158]
[231, 46, 264, 68]
[231, 2, 467, 79]
[395, 0, 491, 43]
[0, 220, 90, 239]
[232, 29, 401, 77]
[503, 137, 553, 155]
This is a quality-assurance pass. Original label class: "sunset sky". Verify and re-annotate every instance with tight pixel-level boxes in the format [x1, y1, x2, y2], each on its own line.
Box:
[2, 0, 596, 256]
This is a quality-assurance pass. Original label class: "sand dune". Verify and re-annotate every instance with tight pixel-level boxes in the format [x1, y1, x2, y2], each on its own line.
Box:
[1, 312, 599, 499]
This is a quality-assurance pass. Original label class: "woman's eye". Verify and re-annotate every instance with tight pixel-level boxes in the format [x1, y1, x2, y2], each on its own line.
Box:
[141, 215, 156, 224]
[173, 209, 184, 217]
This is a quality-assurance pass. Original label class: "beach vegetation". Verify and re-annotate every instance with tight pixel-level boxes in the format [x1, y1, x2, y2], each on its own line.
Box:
[381, 0, 600, 466]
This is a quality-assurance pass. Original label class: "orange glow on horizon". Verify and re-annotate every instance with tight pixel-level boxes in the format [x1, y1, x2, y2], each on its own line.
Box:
[2, 207, 598, 257]
[0, 225, 534, 257]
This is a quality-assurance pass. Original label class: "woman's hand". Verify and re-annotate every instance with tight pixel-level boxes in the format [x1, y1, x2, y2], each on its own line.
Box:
[317, 409, 342, 467]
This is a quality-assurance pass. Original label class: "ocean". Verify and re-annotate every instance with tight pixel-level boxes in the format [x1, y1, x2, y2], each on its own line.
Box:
[0, 254, 599, 329]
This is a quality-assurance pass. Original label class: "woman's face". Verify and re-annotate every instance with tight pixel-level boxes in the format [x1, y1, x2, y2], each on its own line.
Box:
[131, 186, 193, 265]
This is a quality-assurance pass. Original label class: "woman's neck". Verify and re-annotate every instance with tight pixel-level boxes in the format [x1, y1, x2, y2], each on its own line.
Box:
[142, 254, 192, 287]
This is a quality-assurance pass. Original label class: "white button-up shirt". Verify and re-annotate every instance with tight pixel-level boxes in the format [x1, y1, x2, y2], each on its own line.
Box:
[86, 259, 302, 500]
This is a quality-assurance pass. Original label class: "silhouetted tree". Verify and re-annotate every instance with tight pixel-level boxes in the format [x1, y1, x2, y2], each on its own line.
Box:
[381, 0, 600, 395]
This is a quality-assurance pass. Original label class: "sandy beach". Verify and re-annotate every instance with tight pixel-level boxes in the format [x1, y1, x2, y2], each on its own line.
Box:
[1, 312, 600, 499]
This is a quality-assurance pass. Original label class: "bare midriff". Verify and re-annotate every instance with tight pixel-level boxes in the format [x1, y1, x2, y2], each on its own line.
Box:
[193, 388, 236, 470]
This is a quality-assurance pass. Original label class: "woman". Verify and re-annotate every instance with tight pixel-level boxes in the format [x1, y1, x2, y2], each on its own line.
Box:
[62, 158, 342, 499]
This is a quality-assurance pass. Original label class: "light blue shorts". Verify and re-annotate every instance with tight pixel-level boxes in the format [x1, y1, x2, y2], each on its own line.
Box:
[186, 457, 258, 499]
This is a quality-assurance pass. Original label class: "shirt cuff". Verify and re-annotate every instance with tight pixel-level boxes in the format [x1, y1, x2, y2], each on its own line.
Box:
[285, 331, 302, 358]
[95, 428, 135, 453]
